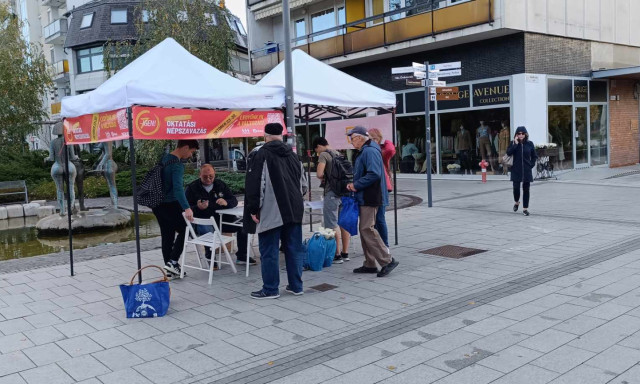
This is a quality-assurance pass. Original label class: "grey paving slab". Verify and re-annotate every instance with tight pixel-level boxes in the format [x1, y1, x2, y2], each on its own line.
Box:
[432, 363, 502, 384]
[377, 364, 449, 384]
[0, 374, 26, 384]
[552, 314, 608, 336]
[0, 351, 35, 377]
[425, 344, 492, 373]
[268, 364, 342, 384]
[124, 338, 174, 362]
[517, 329, 577, 353]
[87, 328, 135, 349]
[97, 367, 154, 384]
[0, 332, 34, 354]
[55, 335, 104, 357]
[133, 358, 191, 384]
[22, 343, 70, 366]
[57, 355, 111, 381]
[422, 330, 483, 353]
[322, 364, 395, 384]
[54, 319, 96, 338]
[477, 345, 543, 373]
[226, 332, 280, 355]
[196, 339, 253, 365]
[19, 364, 74, 384]
[324, 345, 389, 373]
[22, 326, 66, 346]
[583, 344, 640, 375]
[91, 345, 145, 371]
[568, 315, 640, 353]
[489, 364, 559, 384]
[548, 365, 617, 384]
[165, 349, 222, 376]
[530, 345, 596, 374]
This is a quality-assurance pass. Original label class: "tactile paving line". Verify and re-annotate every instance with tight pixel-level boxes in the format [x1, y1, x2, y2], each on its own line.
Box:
[191, 235, 640, 384]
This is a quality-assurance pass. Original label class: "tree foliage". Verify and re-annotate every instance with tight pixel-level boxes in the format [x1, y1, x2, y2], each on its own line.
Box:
[0, 4, 53, 151]
[103, 0, 237, 166]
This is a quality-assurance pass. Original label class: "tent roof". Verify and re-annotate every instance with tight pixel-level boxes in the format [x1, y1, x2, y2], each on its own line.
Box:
[257, 49, 396, 109]
[61, 38, 283, 118]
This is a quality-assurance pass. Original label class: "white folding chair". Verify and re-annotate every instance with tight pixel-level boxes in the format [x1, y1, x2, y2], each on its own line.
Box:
[181, 214, 237, 284]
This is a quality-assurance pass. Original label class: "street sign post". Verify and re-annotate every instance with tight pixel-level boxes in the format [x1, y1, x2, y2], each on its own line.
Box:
[423, 61, 433, 207]
[406, 79, 425, 87]
[429, 61, 461, 71]
[430, 80, 446, 87]
[414, 71, 426, 79]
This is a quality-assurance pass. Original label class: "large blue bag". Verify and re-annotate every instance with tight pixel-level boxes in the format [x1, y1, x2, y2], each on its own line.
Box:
[307, 233, 326, 271]
[324, 237, 337, 267]
[338, 196, 359, 236]
[119, 266, 171, 318]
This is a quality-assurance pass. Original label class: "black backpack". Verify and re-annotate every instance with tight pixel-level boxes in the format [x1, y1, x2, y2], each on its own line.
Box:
[327, 151, 353, 196]
[137, 158, 181, 209]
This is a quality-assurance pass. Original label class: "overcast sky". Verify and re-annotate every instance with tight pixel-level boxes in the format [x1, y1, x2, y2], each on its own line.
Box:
[226, 0, 247, 29]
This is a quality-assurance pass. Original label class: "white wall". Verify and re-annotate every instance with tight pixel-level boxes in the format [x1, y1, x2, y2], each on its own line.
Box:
[503, 0, 640, 48]
[512, 73, 548, 145]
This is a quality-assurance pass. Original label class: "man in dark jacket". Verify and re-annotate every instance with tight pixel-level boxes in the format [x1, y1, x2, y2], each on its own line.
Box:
[185, 164, 255, 265]
[346, 126, 399, 277]
[244, 123, 308, 299]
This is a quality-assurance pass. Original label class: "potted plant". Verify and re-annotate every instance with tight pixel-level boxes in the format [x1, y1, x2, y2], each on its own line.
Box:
[447, 163, 462, 174]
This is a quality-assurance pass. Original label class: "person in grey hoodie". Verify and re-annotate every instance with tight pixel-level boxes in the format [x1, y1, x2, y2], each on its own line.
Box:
[244, 123, 308, 299]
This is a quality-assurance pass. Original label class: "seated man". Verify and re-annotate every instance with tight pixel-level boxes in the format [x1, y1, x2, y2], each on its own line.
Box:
[185, 164, 256, 265]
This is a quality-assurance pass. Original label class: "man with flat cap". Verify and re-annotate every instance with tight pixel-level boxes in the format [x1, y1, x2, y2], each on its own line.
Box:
[244, 123, 308, 299]
[346, 126, 399, 277]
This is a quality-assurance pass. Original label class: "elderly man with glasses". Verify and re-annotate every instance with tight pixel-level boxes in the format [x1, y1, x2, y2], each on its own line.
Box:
[185, 164, 255, 265]
[346, 126, 399, 277]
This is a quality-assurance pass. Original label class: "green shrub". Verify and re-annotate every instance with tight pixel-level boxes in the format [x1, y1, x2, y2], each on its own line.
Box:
[216, 172, 245, 194]
[30, 180, 56, 200]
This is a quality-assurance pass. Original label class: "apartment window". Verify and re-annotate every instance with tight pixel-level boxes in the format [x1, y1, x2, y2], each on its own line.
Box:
[311, 8, 336, 42]
[235, 20, 246, 35]
[177, 11, 188, 21]
[77, 46, 104, 73]
[338, 7, 345, 33]
[80, 13, 94, 29]
[111, 9, 127, 24]
[294, 18, 306, 44]
[47, 8, 52, 23]
[50, 47, 55, 63]
[205, 12, 217, 25]
[142, 9, 150, 23]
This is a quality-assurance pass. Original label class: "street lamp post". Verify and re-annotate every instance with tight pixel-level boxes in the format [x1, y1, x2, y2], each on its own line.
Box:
[282, 0, 296, 149]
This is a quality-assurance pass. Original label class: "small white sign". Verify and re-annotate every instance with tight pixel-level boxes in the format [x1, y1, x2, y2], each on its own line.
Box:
[430, 87, 436, 94]
[428, 72, 439, 80]
[429, 62, 461, 71]
[430, 95, 436, 101]
[436, 69, 462, 78]
[414, 71, 426, 79]
[430, 80, 446, 86]
[391, 66, 414, 74]
[525, 74, 539, 83]
[412, 62, 426, 71]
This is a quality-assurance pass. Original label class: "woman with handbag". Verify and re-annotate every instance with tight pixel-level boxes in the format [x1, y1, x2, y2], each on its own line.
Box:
[506, 126, 538, 216]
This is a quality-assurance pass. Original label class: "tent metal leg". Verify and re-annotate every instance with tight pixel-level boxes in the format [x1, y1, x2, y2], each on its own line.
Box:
[64, 142, 74, 276]
[127, 107, 143, 284]
[392, 111, 398, 246]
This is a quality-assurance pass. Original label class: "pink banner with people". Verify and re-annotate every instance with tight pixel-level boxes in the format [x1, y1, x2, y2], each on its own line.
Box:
[324, 114, 393, 149]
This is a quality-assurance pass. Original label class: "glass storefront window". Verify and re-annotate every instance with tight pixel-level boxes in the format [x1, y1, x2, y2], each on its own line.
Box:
[575, 107, 588, 165]
[548, 105, 573, 170]
[397, 115, 435, 174]
[548, 79, 573, 102]
[590, 105, 608, 165]
[438, 108, 509, 174]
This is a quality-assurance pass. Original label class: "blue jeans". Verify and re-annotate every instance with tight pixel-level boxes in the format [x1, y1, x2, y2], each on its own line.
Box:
[374, 205, 389, 247]
[258, 223, 303, 295]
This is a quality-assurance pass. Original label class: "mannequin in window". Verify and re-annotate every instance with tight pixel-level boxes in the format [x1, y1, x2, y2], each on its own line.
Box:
[498, 121, 510, 175]
[476, 120, 494, 171]
[400, 138, 418, 173]
[454, 124, 472, 174]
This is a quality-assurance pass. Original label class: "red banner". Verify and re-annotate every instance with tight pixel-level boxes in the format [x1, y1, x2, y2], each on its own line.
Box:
[63, 109, 129, 144]
[131, 107, 284, 140]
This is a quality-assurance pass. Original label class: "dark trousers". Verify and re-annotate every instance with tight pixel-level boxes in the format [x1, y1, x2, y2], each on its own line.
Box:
[374, 205, 389, 247]
[196, 222, 248, 259]
[457, 150, 470, 172]
[258, 223, 303, 295]
[513, 181, 531, 208]
[152, 201, 187, 264]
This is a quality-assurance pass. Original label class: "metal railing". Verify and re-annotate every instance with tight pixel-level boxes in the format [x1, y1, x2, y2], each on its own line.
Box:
[43, 18, 67, 40]
[250, 0, 492, 74]
[51, 60, 68, 76]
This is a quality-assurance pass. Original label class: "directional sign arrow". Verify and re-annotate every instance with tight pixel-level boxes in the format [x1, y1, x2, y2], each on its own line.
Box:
[429, 61, 462, 71]
[391, 66, 414, 74]
[412, 62, 426, 71]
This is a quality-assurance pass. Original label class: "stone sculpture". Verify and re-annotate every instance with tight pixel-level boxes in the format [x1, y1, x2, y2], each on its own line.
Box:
[96, 141, 118, 208]
[46, 122, 76, 216]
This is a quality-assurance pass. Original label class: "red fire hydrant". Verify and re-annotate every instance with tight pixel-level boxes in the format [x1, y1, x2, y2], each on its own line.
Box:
[479, 159, 489, 183]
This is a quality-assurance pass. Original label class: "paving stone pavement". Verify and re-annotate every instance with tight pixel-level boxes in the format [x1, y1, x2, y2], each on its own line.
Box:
[2, 165, 640, 383]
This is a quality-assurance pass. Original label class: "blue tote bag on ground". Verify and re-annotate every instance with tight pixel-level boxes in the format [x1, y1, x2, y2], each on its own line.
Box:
[338, 196, 359, 236]
[324, 237, 337, 267]
[119, 265, 171, 318]
[307, 233, 327, 271]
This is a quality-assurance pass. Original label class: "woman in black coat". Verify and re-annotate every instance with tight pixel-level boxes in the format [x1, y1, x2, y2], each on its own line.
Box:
[507, 126, 538, 216]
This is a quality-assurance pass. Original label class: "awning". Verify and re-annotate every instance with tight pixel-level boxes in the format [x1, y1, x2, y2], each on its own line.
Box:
[592, 66, 640, 79]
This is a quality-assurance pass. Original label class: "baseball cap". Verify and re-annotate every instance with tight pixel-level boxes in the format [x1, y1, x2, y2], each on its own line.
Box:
[346, 126, 369, 136]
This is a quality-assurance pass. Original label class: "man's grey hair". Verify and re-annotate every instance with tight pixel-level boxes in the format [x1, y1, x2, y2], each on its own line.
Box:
[264, 134, 283, 142]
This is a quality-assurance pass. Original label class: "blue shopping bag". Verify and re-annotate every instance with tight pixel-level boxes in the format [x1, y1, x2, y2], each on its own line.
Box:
[338, 196, 359, 236]
[307, 233, 326, 271]
[119, 266, 171, 319]
[324, 237, 337, 267]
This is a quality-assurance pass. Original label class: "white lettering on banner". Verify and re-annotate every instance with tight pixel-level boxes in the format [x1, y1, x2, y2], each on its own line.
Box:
[242, 128, 250, 134]
[166, 128, 208, 135]
[166, 120, 197, 128]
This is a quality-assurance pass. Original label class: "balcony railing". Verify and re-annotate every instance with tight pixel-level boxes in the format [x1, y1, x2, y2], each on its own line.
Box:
[42, 0, 66, 7]
[51, 60, 69, 76]
[250, 0, 493, 75]
[51, 102, 61, 116]
[43, 18, 67, 41]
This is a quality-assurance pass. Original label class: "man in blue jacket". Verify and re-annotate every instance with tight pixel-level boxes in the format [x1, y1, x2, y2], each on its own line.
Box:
[346, 126, 399, 277]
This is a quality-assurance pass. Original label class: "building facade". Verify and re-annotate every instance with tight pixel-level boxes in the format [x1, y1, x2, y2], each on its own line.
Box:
[246, 0, 640, 173]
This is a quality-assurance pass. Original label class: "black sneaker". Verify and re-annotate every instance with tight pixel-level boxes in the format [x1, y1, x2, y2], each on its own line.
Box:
[285, 286, 304, 296]
[523, 210, 530, 216]
[164, 262, 186, 277]
[353, 266, 378, 274]
[236, 257, 257, 266]
[377, 258, 399, 277]
[513, 203, 519, 212]
[341, 253, 350, 261]
[250, 290, 280, 300]
[333, 255, 344, 264]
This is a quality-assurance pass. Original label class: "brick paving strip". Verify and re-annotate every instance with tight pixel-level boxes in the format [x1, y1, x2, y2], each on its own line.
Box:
[180, 235, 640, 384]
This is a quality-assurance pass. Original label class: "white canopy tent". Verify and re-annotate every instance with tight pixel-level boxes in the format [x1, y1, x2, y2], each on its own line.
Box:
[257, 49, 396, 110]
[62, 38, 283, 117]
[257, 49, 400, 245]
